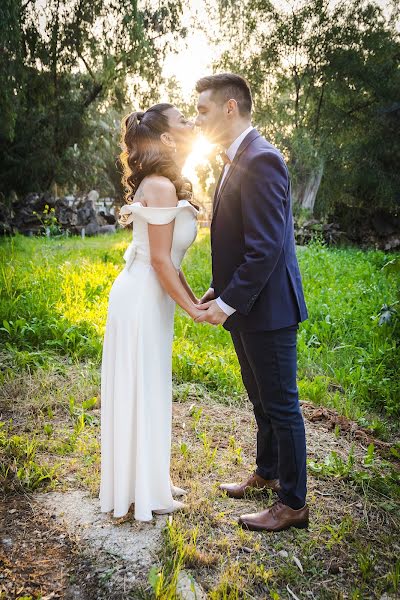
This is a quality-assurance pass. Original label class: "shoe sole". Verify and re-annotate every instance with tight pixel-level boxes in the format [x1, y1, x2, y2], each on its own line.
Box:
[239, 519, 309, 532]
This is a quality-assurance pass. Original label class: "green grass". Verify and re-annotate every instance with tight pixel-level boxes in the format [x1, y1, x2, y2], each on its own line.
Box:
[147, 397, 400, 600]
[0, 230, 399, 430]
[0, 230, 398, 598]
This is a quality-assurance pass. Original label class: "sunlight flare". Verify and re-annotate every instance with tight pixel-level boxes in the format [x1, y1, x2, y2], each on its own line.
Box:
[182, 135, 215, 183]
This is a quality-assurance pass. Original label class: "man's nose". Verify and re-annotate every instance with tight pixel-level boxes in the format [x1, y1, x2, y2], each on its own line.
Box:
[194, 115, 201, 127]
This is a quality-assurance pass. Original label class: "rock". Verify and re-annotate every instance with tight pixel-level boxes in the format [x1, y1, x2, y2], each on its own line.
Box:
[84, 221, 99, 236]
[331, 203, 400, 249]
[9, 190, 118, 236]
[87, 190, 100, 203]
[384, 235, 400, 251]
[295, 218, 344, 247]
[11, 192, 56, 235]
[328, 561, 340, 574]
[98, 211, 116, 225]
[176, 570, 206, 600]
[98, 224, 116, 235]
[0, 197, 14, 235]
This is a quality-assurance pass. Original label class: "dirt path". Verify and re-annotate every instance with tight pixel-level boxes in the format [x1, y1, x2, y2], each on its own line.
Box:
[1, 393, 399, 599]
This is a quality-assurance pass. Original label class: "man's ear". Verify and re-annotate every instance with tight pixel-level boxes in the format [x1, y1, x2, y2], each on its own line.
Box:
[160, 132, 176, 148]
[226, 99, 238, 116]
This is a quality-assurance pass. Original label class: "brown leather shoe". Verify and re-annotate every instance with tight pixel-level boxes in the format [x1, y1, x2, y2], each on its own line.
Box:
[239, 500, 309, 532]
[219, 473, 280, 499]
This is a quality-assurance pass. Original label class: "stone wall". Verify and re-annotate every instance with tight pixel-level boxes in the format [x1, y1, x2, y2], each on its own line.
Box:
[1, 191, 117, 236]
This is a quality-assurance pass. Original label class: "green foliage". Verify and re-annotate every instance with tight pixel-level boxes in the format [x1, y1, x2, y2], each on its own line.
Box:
[0, 1, 24, 140]
[322, 515, 354, 549]
[298, 241, 400, 417]
[148, 519, 187, 599]
[0, 421, 57, 492]
[32, 204, 60, 236]
[309, 445, 400, 505]
[214, 0, 400, 214]
[387, 560, 400, 594]
[0, 230, 399, 424]
[308, 446, 356, 479]
[0, 0, 185, 199]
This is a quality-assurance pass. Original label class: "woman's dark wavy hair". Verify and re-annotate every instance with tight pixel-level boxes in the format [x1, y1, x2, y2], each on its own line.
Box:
[119, 103, 192, 222]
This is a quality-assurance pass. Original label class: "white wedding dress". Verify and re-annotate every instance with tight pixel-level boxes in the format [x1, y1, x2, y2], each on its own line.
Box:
[99, 199, 198, 521]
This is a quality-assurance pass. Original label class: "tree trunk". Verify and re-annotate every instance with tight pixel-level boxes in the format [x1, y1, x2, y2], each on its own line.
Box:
[293, 161, 324, 213]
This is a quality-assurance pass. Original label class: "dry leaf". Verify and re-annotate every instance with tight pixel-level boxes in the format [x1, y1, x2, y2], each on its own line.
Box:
[293, 555, 304, 573]
[287, 585, 301, 600]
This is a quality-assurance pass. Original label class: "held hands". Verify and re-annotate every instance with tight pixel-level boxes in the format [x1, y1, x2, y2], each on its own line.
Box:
[195, 300, 228, 325]
[188, 288, 228, 326]
[199, 288, 215, 304]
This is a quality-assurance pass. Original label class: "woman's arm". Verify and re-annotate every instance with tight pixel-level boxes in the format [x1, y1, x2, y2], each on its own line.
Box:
[144, 176, 203, 320]
[178, 269, 199, 304]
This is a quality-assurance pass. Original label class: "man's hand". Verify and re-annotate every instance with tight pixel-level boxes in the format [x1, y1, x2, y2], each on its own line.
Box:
[195, 300, 228, 325]
[199, 288, 216, 304]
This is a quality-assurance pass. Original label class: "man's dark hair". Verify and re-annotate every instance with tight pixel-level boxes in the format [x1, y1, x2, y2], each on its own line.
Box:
[195, 73, 252, 116]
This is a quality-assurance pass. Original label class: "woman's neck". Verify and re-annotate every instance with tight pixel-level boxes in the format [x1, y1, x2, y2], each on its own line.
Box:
[174, 149, 188, 170]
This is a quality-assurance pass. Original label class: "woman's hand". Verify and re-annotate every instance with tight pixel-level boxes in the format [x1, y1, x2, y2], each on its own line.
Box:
[188, 303, 206, 320]
[199, 288, 215, 304]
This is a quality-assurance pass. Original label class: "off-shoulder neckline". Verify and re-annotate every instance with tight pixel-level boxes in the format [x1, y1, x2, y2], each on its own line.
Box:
[130, 199, 198, 211]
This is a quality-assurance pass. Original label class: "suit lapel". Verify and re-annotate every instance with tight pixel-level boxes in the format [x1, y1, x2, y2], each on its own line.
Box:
[212, 129, 260, 220]
[212, 169, 225, 214]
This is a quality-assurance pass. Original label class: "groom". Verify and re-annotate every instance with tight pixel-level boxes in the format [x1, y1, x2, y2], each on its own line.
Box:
[195, 73, 309, 532]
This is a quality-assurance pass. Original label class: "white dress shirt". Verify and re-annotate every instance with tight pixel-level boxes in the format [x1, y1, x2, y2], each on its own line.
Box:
[214, 125, 254, 317]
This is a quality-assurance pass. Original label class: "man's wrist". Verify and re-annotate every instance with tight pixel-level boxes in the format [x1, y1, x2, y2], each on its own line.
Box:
[215, 297, 236, 316]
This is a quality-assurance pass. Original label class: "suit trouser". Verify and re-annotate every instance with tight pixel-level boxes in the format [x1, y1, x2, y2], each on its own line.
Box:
[230, 324, 307, 509]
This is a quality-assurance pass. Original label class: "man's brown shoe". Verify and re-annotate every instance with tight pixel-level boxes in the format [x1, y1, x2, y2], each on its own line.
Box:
[239, 500, 309, 532]
[219, 473, 280, 499]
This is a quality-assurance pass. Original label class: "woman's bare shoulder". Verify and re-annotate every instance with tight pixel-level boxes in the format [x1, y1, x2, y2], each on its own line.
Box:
[139, 175, 177, 208]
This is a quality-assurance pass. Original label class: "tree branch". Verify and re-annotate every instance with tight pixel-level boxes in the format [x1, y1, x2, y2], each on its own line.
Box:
[313, 81, 326, 139]
[82, 82, 104, 108]
[78, 52, 97, 82]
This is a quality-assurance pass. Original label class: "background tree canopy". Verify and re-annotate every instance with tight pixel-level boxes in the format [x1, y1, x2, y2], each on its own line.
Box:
[214, 0, 400, 217]
[0, 0, 184, 199]
[0, 0, 399, 225]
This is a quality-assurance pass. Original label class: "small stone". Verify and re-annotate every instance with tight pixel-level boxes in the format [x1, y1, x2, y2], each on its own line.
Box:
[328, 562, 340, 574]
[8, 509, 17, 514]
[176, 570, 206, 600]
[278, 550, 289, 558]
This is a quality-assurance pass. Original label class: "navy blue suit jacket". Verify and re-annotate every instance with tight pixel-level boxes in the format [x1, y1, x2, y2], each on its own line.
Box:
[210, 128, 308, 332]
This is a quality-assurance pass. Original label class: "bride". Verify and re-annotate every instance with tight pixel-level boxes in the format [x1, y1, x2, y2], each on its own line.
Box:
[99, 103, 203, 521]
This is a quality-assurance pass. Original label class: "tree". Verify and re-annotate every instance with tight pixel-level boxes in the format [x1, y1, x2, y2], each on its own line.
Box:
[213, 0, 400, 215]
[0, 0, 185, 199]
